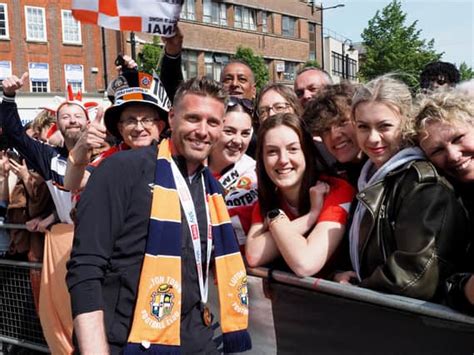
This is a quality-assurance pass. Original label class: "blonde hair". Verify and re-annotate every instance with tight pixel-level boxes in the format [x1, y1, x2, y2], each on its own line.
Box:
[413, 90, 474, 141]
[352, 75, 414, 142]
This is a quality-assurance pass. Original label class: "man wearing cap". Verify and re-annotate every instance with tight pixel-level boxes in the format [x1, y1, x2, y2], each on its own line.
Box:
[67, 77, 251, 354]
[64, 69, 171, 191]
[1, 74, 98, 354]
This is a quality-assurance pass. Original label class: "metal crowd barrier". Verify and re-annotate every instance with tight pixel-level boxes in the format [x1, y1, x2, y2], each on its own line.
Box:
[0, 259, 49, 353]
[0, 258, 473, 354]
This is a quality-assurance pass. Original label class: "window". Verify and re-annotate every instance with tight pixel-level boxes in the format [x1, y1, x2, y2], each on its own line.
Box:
[331, 51, 357, 80]
[0, 61, 11, 80]
[234, 6, 256, 31]
[308, 23, 316, 61]
[282, 16, 296, 37]
[25, 6, 46, 42]
[283, 61, 298, 81]
[203, 0, 227, 26]
[205, 52, 229, 81]
[61, 10, 81, 44]
[31, 81, 48, 93]
[261, 11, 268, 33]
[65, 64, 84, 92]
[28, 62, 49, 93]
[181, 50, 198, 80]
[0, 3, 9, 39]
[181, 0, 196, 21]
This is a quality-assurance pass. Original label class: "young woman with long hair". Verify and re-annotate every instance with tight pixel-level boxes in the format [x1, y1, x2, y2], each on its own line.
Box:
[245, 113, 355, 277]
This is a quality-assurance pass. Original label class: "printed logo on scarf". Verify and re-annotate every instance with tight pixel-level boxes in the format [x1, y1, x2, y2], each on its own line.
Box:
[229, 271, 249, 315]
[141, 278, 181, 329]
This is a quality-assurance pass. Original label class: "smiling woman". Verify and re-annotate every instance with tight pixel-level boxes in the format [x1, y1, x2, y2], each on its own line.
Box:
[339, 75, 472, 303]
[208, 98, 258, 249]
[245, 113, 355, 277]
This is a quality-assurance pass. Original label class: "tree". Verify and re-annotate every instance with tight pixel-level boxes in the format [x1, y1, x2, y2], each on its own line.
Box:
[233, 46, 269, 91]
[303, 60, 321, 69]
[459, 62, 474, 81]
[137, 36, 163, 75]
[359, 0, 442, 89]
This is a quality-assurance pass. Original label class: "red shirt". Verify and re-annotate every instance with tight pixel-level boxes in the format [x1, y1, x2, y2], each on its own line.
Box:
[251, 176, 355, 226]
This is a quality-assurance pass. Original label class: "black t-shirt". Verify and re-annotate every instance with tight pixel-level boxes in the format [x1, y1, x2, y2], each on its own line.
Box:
[67, 142, 217, 354]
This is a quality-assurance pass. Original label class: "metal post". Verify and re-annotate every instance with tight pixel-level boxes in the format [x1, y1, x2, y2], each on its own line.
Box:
[320, 9, 324, 69]
[130, 31, 137, 61]
[101, 28, 108, 89]
[342, 41, 345, 79]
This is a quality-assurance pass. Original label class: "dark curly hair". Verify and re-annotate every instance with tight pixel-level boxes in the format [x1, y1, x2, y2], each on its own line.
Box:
[302, 81, 357, 136]
[420, 61, 460, 90]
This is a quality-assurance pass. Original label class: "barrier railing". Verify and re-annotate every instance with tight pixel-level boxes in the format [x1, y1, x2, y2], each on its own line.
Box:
[0, 260, 473, 354]
[0, 259, 49, 353]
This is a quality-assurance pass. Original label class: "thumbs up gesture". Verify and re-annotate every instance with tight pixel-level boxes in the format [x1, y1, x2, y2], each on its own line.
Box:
[2, 72, 29, 96]
[69, 106, 107, 166]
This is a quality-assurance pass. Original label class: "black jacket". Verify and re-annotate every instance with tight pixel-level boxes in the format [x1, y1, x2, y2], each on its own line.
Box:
[356, 160, 471, 301]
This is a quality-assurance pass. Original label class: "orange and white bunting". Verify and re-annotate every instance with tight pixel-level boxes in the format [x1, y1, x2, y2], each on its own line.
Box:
[71, 0, 182, 37]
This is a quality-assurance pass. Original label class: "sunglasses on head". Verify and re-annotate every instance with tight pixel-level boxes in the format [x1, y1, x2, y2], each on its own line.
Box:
[227, 96, 254, 115]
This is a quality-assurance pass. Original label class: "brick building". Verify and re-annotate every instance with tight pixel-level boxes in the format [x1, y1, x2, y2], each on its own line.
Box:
[0, 0, 124, 119]
[0, 0, 327, 116]
[132, 0, 324, 84]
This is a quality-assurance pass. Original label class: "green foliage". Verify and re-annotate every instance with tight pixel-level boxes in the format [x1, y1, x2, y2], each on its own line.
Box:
[137, 36, 163, 75]
[303, 60, 321, 69]
[359, 0, 442, 90]
[459, 62, 474, 81]
[233, 46, 269, 91]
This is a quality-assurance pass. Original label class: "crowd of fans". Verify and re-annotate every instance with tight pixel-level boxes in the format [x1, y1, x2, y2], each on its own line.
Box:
[0, 23, 472, 353]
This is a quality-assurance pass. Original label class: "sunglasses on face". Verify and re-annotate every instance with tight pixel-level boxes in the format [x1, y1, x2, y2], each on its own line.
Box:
[227, 96, 254, 115]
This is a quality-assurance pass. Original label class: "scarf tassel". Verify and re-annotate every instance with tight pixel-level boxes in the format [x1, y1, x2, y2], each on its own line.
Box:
[222, 330, 252, 353]
[122, 343, 180, 354]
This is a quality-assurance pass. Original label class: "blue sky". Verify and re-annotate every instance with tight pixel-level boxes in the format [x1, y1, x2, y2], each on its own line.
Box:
[322, 0, 474, 67]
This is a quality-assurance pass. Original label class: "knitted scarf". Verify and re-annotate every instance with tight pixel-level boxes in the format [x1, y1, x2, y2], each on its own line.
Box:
[124, 139, 251, 354]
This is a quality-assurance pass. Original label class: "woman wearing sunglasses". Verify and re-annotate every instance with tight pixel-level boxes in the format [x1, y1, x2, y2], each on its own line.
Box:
[245, 113, 355, 277]
[208, 97, 258, 249]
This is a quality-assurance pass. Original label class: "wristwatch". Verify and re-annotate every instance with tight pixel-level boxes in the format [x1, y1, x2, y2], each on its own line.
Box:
[266, 209, 286, 225]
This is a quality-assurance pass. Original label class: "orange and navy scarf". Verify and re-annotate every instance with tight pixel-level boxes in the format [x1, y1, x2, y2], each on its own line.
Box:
[124, 139, 251, 354]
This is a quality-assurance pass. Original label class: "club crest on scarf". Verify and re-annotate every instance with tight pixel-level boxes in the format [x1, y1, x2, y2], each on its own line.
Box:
[141, 276, 182, 329]
[229, 271, 249, 315]
[150, 284, 175, 322]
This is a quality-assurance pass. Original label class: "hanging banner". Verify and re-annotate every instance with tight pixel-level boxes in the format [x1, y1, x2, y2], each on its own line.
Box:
[71, 0, 183, 37]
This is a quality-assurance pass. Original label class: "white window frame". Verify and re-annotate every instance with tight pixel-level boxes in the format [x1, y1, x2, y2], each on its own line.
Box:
[180, 0, 196, 21]
[25, 6, 47, 42]
[61, 10, 82, 44]
[234, 6, 256, 31]
[29, 62, 50, 93]
[0, 3, 9, 39]
[261, 11, 268, 33]
[282, 15, 296, 38]
[203, 0, 227, 26]
[64, 64, 85, 92]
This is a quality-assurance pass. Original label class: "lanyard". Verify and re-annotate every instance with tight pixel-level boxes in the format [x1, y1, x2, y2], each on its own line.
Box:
[170, 160, 212, 305]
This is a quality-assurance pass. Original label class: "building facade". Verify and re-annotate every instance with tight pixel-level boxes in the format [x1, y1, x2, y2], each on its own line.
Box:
[0, 0, 338, 118]
[132, 0, 324, 84]
[323, 32, 359, 84]
[0, 0, 123, 119]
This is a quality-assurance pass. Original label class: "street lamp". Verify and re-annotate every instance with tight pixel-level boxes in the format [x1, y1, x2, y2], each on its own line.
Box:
[310, 3, 345, 69]
[342, 39, 354, 80]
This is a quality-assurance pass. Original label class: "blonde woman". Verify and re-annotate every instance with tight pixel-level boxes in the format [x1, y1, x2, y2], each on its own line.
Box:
[337, 76, 470, 302]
